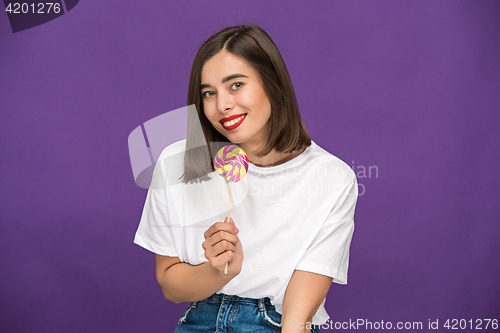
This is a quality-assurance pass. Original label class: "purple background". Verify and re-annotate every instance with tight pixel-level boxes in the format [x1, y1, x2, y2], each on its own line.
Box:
[1, 0, 499, 332]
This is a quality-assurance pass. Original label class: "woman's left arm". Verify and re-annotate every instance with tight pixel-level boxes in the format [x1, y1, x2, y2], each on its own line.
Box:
[281, 270, 333, 332]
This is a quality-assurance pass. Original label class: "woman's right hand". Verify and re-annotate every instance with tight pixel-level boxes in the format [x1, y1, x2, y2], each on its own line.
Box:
[202, 217, 243, 277]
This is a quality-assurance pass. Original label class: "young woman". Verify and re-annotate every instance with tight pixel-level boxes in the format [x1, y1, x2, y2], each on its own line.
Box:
[134, 25, 358, 332]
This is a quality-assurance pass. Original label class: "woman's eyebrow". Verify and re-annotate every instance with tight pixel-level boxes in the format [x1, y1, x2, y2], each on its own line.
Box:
[200, 73, 249, 90]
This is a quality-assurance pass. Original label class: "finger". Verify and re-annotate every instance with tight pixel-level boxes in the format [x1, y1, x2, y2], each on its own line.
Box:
[204, 224, 220, 240]
[206, 234, 236, 256]
[203, 222, 228, 239]
[204, 221, 238, 239]
[205, 230, 239, 249]
[212, 239, 236, 255]
[214, 230, 238, 246]
[206, 237, 236, 259]
[206, 242, 235, 262]
[220, 250, 234, 264]
[214, 250, 234, 266]
[220, 218, 239, 234]
[209, 250, 234, 271]
[228, 219, 239, 233]
[224, 218, 239, 233]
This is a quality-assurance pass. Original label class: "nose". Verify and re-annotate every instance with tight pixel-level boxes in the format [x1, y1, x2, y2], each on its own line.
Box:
[217, 90, 234, 113]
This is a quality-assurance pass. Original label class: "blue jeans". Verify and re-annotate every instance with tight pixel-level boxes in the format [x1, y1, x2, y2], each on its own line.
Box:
[174, 293, 321, 332]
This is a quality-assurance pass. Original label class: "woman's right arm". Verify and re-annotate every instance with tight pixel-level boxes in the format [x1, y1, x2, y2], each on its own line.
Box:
[155, 255, 232, 303]
[155, 218, 242, 303]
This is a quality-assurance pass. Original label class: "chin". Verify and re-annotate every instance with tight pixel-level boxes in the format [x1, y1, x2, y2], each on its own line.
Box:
[225, 136, 246, 145]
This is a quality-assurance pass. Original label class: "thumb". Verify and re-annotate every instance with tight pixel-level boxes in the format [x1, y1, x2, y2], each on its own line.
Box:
[228, 218, 239, 233]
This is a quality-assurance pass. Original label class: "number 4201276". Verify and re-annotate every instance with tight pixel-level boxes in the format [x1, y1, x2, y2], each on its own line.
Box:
[444, 319, 498, 330]
[5, 3, 62, 14]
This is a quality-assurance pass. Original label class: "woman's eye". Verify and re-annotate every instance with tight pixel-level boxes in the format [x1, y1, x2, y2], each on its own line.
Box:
[202, 91, 214, 99]
[231, 82, 244, 90]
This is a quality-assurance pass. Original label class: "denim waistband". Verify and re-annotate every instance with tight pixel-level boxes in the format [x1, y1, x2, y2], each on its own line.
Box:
[200, 293, 272, 306]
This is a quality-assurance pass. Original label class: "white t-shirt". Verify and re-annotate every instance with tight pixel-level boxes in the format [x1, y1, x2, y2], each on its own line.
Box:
[134, 139, 358, 325]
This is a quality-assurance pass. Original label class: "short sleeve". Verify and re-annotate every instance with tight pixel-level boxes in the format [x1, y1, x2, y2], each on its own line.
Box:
[133, 155, 179, 257]
[295, 177, 358, 284]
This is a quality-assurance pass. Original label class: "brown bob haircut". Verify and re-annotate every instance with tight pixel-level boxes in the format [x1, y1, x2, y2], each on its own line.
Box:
[181, 25, 311, 183]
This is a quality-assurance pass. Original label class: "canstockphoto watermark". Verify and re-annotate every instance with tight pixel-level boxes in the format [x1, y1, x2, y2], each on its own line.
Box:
[290, 319, 423, 330]
[247, 160, 378, 198]
[289, 318, 499, 330]
[351, 160, 378, 196]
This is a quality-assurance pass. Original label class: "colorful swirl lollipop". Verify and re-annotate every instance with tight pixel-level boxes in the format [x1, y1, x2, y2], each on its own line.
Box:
[214, 145, 248, 274]
[214, 145, 249, 183]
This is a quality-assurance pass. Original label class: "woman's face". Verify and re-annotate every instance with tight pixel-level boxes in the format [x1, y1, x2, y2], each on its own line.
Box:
[201, 50, 271, 149]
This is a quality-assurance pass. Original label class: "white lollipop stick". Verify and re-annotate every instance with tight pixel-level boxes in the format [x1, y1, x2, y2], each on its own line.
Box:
[224, 181, 232, 275]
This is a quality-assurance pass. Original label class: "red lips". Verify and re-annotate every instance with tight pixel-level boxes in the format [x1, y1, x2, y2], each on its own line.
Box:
[220, 114, 247, 131]
[219, 113, 247, 123]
